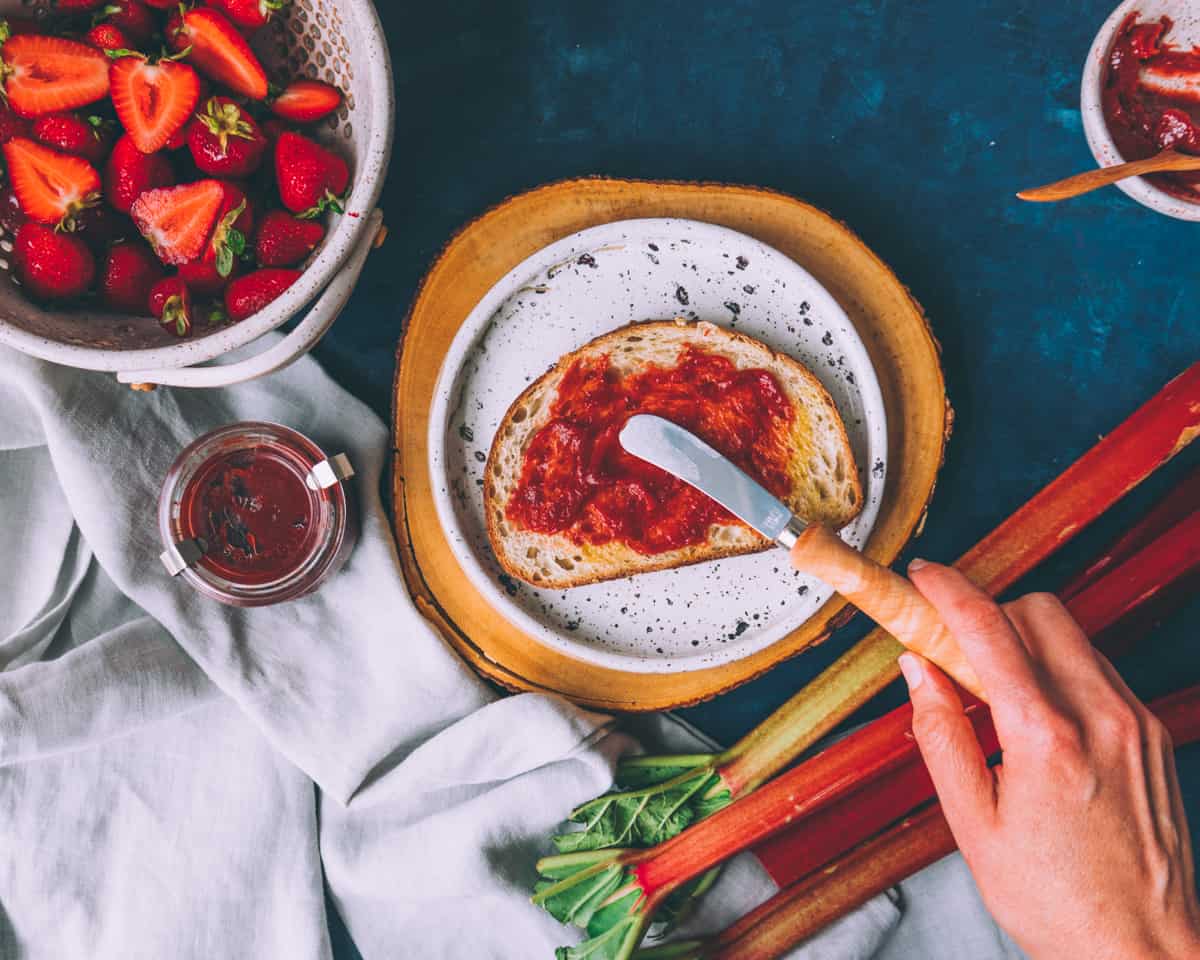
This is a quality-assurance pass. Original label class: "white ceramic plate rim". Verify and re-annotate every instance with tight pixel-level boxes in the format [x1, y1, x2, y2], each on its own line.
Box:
[427, 217, 887, 673]
[1081, 0, 1200, 221]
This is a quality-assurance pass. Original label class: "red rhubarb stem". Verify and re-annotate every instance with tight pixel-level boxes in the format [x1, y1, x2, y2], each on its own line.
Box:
[1060, 464, 1200, 600]
[753, 506, 1199, 887]
[956, 362, 1200, 596]
[714, 364, 1200, 797]
[709, 686, 1200, 960]
[1070, 508, 1200, 647]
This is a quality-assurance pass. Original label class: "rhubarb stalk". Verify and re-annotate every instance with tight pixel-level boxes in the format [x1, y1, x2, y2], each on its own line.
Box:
[755, 502, 1200, 886]
[538, 471, 1200, 959]
[548, 365, 1200, 863]
[649, 686, 1200, 960]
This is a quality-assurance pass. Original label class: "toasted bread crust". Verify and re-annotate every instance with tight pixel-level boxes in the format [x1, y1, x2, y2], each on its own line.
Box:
[484, 319, 863, 589]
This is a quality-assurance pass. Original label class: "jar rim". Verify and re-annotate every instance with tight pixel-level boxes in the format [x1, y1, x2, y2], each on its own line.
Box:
[158, 421, 355, 607]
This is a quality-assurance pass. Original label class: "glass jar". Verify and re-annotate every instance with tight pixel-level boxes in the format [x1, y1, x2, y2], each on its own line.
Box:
[158, 422, 357, 607]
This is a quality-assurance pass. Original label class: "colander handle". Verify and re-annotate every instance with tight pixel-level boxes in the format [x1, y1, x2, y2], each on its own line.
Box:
[117, 209, 385, 389]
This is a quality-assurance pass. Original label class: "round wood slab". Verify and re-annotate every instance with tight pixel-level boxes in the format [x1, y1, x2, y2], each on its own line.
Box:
[392, 178, 950, 711]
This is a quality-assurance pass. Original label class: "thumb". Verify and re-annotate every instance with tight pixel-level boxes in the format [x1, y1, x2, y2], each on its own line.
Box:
[900, 653, 997, 839]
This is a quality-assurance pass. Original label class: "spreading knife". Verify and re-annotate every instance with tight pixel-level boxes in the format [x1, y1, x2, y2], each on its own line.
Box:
[619, 414, 985, 700]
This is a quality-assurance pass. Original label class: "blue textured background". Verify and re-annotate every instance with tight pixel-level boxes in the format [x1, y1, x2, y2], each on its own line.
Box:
[324, 1, 1199, 951]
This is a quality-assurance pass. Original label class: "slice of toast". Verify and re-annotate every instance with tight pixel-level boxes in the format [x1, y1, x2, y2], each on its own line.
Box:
[484, 319, 863, 589]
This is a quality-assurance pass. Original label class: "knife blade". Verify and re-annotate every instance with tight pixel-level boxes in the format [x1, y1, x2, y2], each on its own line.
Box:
[618, 414, 807, 549]
[618, 412, 986, 699]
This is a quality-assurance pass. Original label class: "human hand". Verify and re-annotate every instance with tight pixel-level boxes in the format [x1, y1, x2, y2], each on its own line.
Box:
[899, 560, 1200, 960]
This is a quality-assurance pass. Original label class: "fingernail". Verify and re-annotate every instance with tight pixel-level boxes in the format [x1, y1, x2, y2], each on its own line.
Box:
[898, 653, 924, 690]
[908, 558, 928, 572]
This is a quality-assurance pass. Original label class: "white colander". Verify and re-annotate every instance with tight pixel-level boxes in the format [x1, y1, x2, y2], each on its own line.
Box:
[0, 0, 392, 388]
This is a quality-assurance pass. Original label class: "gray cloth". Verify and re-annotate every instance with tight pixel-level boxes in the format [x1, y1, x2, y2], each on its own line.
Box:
[0, 338, 1007, 959]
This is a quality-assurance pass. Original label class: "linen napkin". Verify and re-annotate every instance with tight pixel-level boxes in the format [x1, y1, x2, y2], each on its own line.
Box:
[0, 337, 1008, 959]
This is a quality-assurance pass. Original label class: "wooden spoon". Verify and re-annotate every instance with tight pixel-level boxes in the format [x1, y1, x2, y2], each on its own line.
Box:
[1017, 148, 1200, 202]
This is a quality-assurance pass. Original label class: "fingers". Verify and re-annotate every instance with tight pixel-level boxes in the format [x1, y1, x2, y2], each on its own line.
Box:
[900, 652, 997, 843]
[1003, 593, 1117, 714]
[908, 561, 1047, 739]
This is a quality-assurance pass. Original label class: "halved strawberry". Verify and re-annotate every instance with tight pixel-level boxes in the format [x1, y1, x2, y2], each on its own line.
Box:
[270, 79, 341, 124]
[1, 35, 111, 118]
[105, 132, 174, 212]
[167, 8, 268, 100]
[204, 0, 288, 31]
[131, 179, 225, 264]
[2, 137, 101, 228]
[274, 131, 349, 217]
[110, 55, 201, 154]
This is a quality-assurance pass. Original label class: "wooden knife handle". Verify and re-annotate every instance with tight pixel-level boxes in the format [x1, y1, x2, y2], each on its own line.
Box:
[789, 525, 986, 701]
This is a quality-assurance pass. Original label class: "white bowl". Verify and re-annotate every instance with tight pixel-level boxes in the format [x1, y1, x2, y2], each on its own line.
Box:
[1082, 0, 1200, 220]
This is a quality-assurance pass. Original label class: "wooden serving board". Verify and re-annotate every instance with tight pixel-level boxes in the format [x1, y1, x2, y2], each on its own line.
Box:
[392, 178, 950, 711]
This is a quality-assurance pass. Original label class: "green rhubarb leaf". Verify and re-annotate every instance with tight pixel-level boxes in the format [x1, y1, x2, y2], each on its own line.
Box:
[556, 915, 646, 960]
[536, 863, 625, 928]
[554, 761, 732, 853]
[586, 886, 642, 938]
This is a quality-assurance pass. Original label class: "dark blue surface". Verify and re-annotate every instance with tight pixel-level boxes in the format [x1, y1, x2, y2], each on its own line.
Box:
[323, 2, 1198, 948]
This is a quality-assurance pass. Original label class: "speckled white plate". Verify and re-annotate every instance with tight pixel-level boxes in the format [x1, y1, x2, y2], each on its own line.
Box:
[428, 218, 887, 674]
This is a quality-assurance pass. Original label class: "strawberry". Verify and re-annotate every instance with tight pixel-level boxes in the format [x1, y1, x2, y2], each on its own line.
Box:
[187, 96, 266, 177]
[2, 137, 101, 228]
[99, 239, 163, 312]
[167, 8, 268, 100]
[55, 0, 108, 9]
[13, 222, 96, 300]
[110, 55, 200, 153]
[179, 255, 238, 295]
[97, 1, 156, 44]
[203, 180, 254, 277]
[85, 23, 132, 52]
[142, 0, 177, 7]
[0, 101, 31, 145]
[149, 275, 193, 335]
[104, 133, 174, 212]
[224, 267, 298, 321]
[260, 116, 289, 142]
[32, 113, 113, 165]
[274, 131, 348, 217]
[270, 79, 341, 123]
[0, 35, 111, 118]
[72, 202, 133, 252]
[131, 178, 225, 264]
[254, 209, 322, 267]
[203, 0, 288, 31]
[0, 186, 25, 235]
